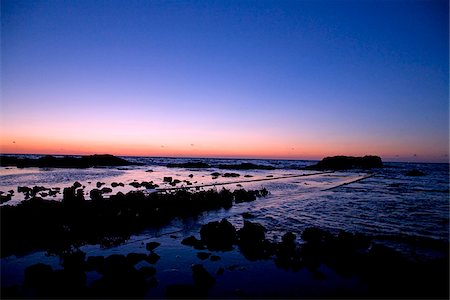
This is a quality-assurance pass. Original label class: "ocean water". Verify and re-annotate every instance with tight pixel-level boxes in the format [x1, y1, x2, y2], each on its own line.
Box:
[1, 156, 448, 296]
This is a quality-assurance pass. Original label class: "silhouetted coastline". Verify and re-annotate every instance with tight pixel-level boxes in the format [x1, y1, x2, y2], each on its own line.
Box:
[0, 154, 140, 168]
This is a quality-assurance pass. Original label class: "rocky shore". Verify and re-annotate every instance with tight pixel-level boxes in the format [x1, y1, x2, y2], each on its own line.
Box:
[1, 185, 268, 257]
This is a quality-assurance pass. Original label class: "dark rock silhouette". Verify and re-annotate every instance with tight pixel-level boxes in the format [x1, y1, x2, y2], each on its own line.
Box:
[0, 154, 140, 168]
[146, 241, 161, 251]
[218, 163, 275, 170]
[210, 255, 221, 261]
[166, 284, 205, 299]
[405, 169, 425, 176]
[146, 252, 160, 264]
[200, 219, 236, 250]
[126, 253, 147, 265]
[89, 254, 147, 298]
[181, 236, 204, 249]
[191, 264, 216, 288]
[222, 172, 240, 177]
[306, 155, 383, 170]
[197, 252, 211, 260]
[0, 193, 12, 204]
[24, 263, 53, 288]
[167, 162, 211, 168]
[237, 221, 272, 260]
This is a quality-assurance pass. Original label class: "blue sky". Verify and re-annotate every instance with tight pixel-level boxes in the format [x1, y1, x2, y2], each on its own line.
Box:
[1, 0, 448, 162]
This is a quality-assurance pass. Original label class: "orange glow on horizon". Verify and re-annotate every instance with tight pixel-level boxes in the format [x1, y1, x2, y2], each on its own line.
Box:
[1, 133, 448, 163]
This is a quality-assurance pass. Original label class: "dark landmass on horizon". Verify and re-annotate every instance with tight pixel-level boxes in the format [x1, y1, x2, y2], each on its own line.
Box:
[305, 155, 383, 170]
[0, 154, 140, 168]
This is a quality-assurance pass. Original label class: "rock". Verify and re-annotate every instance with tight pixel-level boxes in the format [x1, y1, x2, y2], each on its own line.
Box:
[129, 182, 141, 188]
[1, 154, 140, 168]
[24, 263, 53, 287]
[218, 163, 275, 170]
[301, 227, 330, 243]
[405, 169, 425, 176]
[163, 177, 173, 183]
[90, 189, 103, 202]
[90, 253, 147, 298]
[191, 264, 215, 288]
[197, 252, 211, 260]
[238, 220, 266, 244]
[211, 172, 221, 177]
[222, 173, 240, 177]
[200, 219, 237, 250]
[138, 266, 156, 277]
[166, 284, 205, 298]
[282, 232, 296, 244]
[86, 256, 105, 271]
[306, 155, 383, 170]
[141, 181, 158, 189]
[96, 182, 105, 188]
[101, 187, 113, 193]
[146, 241, 161, 251]
[146, 252, 160, 264]
[18, 186, 32, 194]
[242, 212, 255, 219]
[188, 174, 194, 178]
[234, 189, 256, 203]
[210, 255, 221, 261]
[237, 221, 271, 260]
[244, 175, 253, 177]
[62, 186, 80, 206]
[167, 162, 211, 168]
[0, 194, 12, 204]
[61, 250, 86, 270]
[260, 188, 269, 196]
[73, 181, 82, 188]
[126, 253, 147, 265]
[181, 235, 203, 249]
[172, 179, 181, 184]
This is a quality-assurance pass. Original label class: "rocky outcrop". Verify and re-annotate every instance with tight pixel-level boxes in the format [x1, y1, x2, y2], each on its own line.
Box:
[0, 154, 140, 168]
[306, 155, 383, 170]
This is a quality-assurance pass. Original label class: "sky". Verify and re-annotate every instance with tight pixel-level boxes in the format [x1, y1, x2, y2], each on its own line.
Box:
[1, 0, 448, 162]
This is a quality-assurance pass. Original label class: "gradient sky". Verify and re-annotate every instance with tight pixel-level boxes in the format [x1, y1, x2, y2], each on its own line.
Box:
[1, 0, 448, 162]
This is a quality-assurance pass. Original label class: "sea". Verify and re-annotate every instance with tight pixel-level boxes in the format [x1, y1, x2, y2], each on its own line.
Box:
[1, 155, 449, 297]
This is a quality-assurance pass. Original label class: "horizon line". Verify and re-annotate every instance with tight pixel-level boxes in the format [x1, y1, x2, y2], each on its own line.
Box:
[1, 152, 448, 165]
